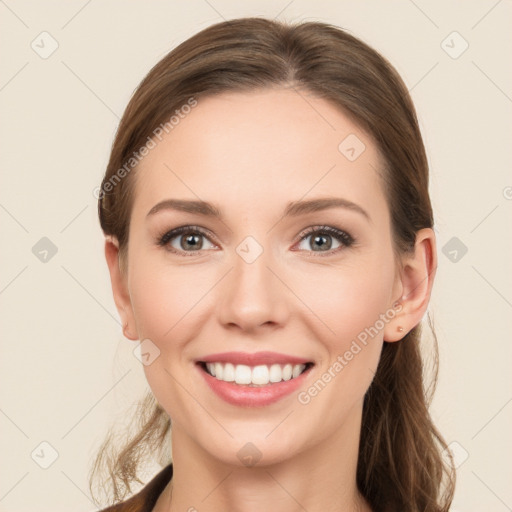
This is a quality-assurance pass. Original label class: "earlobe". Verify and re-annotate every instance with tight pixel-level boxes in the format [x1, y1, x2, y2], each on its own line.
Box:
[383, 228, 437, 342]
[104, 236, 138, 341]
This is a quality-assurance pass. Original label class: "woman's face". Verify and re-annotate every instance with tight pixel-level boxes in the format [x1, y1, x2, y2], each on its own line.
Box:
[116, 88, 406, 466]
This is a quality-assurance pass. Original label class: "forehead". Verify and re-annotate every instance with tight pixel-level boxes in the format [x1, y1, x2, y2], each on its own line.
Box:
[131, 88, 387, 222]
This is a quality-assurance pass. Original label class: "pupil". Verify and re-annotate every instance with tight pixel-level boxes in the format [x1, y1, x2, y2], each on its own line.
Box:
[313, 234, 331, 251]
[183, 233, 201, 250]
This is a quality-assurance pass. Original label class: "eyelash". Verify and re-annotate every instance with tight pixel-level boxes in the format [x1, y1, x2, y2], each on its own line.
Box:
[157, 224, 355, 257]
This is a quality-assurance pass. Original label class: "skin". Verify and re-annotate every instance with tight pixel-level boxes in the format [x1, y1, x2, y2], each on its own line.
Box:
[105, 87, 437, 512]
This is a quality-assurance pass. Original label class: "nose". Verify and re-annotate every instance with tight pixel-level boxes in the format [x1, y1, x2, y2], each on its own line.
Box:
[217, 241, 290, 332]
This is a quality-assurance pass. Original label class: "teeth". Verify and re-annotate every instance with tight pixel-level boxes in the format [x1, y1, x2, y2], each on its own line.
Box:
[251, 365, 269, 385]
[204, 362, 307, 386]
[207, 362, 216, 377]
[223, 362, 235, 382]
[235, 365, 252, 385]
[292, 364, 303, 378]
[282, 363, 292, 381]
[214, 362, 223, 380]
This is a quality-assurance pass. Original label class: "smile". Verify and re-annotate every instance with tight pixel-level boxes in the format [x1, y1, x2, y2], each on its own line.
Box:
[195, 351, 315, 407]
[201, 361, 312, 386]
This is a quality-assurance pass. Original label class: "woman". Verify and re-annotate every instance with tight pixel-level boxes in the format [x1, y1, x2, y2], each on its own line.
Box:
[91, 16, 456, 512]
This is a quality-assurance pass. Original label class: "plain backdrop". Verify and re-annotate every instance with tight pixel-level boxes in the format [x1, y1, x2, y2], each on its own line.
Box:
[1, 1, 511, 511]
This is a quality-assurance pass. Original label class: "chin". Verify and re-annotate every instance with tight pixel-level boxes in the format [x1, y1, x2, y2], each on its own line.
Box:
[202, 428, 306, 469]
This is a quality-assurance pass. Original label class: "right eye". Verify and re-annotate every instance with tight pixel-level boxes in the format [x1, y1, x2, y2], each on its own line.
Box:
[157, 226, 218, 256]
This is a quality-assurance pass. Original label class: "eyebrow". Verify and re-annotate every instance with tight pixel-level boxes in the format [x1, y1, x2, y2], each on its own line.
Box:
[146, 197, 370, 222]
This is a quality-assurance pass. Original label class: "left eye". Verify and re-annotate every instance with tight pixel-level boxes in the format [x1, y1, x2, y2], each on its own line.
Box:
[295, 226, 354, 254]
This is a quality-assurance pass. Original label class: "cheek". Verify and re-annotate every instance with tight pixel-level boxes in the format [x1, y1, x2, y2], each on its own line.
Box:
[127, 260, 207, 420]
[291, 257, 395, 403]
[127, 256, 215, 382]
[293, 256, 396, 345]
[128, 257, 203, 341]
[293, 301, 387, 432]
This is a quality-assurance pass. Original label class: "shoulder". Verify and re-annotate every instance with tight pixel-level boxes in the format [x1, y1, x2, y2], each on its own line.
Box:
[95, 464, 173, 512]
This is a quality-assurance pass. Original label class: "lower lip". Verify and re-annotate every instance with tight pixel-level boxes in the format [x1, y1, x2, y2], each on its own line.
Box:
[196, 363, 313, 407]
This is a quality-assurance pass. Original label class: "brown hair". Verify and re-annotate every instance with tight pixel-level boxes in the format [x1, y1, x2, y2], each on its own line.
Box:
[92, 17, 455, 511]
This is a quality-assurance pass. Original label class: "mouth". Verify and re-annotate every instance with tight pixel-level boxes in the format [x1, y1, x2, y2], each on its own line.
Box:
[197, 361, 315, 387]
[195, 351, 315, 406]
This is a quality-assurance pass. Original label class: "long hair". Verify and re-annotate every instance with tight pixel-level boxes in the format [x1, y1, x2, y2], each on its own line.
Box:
[92, 17, 455, 511]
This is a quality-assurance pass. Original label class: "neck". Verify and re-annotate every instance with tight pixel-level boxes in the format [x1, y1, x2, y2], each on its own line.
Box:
[154, 407, 371, 512]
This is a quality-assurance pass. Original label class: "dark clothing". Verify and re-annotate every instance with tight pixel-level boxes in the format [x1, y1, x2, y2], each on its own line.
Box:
[98, 464, 173, 512]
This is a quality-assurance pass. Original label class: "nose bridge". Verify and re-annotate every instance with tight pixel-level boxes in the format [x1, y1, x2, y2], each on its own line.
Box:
[218, 234, 288, 329]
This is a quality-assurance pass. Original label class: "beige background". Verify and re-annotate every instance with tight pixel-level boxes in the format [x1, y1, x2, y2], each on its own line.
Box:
[1, 1, 511, 511]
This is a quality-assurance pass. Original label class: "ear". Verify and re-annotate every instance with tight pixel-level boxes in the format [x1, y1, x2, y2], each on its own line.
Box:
[104, 236, 138, 340]
[383, 228, 437, 342]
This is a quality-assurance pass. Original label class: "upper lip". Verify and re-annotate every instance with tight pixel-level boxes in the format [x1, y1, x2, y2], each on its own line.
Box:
[197, 351, 312, 366]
